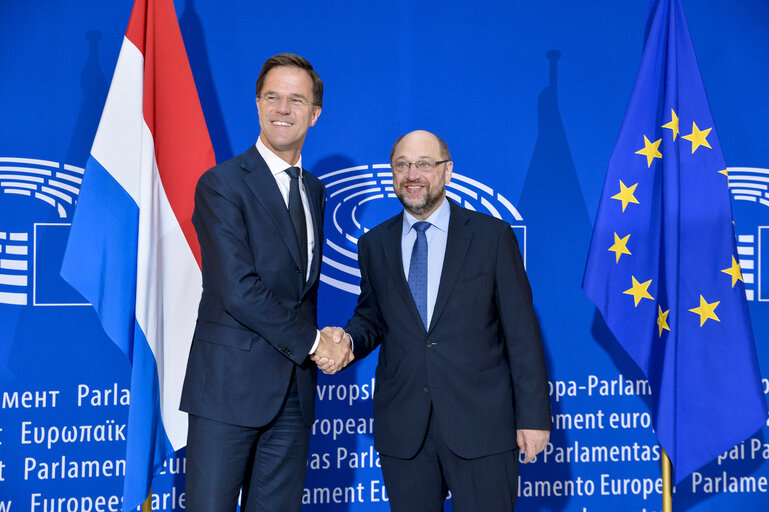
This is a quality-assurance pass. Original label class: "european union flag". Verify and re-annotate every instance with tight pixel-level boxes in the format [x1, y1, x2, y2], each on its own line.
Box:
[583, 0, 766, 483]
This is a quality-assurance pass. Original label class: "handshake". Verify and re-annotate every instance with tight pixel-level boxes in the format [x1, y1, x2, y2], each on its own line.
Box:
[310, 326, 354, 375]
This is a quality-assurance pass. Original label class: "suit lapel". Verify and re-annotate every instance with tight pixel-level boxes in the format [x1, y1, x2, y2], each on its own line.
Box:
[382, 213, 427, 330]
[241, 147, 304, 274]
[302, 172, 324, 295]
[428, 201, 472, 332]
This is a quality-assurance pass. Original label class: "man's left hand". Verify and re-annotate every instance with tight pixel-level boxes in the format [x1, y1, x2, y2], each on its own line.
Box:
[517, 429, 550, 463]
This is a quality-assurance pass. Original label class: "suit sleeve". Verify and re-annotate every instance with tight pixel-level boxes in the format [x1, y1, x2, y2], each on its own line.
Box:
[345, 235, 384, 362]
[193, 172, 317, 364]
[495, 225, 553, 430]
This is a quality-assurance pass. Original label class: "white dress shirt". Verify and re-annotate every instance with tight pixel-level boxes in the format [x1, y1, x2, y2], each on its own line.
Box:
[255, 137, 321, 353]
[255, 137, 315, 279]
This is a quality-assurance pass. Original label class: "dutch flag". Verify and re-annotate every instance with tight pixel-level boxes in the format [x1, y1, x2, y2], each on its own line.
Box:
[61, 0, 214, 508]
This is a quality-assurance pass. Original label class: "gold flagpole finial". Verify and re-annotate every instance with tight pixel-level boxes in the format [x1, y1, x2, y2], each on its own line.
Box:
[661, 447, 672, 512]
[142, 490, 152, 512]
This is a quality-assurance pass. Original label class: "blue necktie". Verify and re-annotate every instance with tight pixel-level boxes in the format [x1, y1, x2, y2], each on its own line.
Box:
[408, 221, 430, 329]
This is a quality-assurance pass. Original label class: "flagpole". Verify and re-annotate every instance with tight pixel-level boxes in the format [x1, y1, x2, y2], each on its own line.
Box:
[661, 448, 672, 512]
[142, 490, 152, 512]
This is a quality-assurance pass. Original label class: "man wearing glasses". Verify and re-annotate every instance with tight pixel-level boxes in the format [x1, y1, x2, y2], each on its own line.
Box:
[181, 53, 352, 511]
[320, 130, 551, 511]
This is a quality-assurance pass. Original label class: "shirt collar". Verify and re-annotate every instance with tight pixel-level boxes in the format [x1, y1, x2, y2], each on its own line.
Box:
[256, 137, 303, 177]
[402, 197, 450, 237]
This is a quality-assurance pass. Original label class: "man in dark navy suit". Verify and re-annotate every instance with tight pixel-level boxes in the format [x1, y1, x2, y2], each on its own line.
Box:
[321, 130, 551, 511]
[180, 53, 352, 512]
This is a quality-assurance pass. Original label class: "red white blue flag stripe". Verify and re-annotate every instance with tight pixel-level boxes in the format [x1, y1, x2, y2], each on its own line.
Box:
[61, 0, 214, 508]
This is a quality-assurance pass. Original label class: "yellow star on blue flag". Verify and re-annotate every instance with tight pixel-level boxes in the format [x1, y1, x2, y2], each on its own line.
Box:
[582, 0, 766, 485]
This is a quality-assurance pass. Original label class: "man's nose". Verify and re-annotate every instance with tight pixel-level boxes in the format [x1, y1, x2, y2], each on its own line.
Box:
[275, 97, 292, 113]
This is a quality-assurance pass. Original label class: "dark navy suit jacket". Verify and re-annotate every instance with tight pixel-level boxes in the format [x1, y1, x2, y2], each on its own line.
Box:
[346, 200, 551, 459]
[180, 145, 325, 427]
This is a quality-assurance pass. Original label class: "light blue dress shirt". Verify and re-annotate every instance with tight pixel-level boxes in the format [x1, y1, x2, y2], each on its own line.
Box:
[401, 197, 451, 328]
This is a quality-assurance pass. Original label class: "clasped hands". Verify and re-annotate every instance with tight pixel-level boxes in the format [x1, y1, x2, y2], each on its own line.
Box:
[310, 326, 353, 375]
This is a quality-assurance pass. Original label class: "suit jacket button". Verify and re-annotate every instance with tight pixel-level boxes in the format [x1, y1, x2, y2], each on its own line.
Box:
[423, 386, 430, 394]
[425, 340, 433, 348]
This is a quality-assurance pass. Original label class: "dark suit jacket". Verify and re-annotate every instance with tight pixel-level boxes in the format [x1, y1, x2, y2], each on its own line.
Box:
[180, 146, 325, 427]
[346, 200, 551, 459]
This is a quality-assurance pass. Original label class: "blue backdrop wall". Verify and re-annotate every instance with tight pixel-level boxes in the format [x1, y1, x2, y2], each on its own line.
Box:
[2, 1, 769, 510]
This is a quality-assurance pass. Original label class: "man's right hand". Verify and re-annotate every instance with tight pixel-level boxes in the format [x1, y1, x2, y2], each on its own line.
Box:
[311, 326, 353, 374]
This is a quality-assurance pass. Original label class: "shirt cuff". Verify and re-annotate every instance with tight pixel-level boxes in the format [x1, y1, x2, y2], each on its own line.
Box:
[346, 332, 354, 352]
[309, 330, 321, 355]
[308, 330, 353, 354]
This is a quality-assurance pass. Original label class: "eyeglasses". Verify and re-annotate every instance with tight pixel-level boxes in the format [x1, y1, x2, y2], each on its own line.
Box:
[259, 93, 313, 109]
[391, 160, 450, 174]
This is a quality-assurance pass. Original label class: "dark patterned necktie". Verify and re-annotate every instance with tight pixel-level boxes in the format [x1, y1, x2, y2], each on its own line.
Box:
[285, 167, 308, 280]
[408, 221, 430, 328]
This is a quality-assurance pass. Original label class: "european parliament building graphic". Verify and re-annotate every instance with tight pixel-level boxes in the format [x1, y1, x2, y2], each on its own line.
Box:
[319, 164, 528, 295]
[0, 156, 87, 307]
[728, 167, 769, 303]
